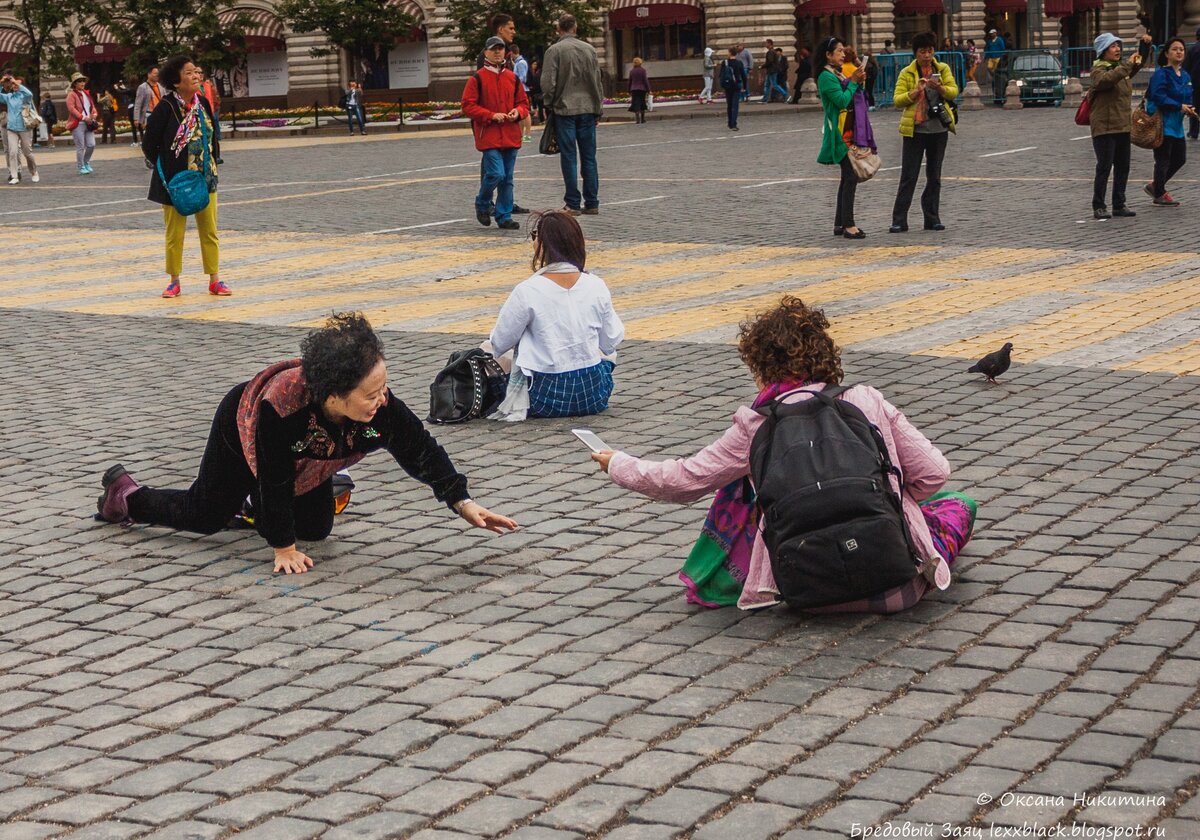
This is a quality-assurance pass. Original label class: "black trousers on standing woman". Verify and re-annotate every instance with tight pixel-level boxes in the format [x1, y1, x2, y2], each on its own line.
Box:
[892, 132, 948, 227]
[835, 156, 857, 230]
[126, 384, 335, 542]
[1151, 136, 1187, 197]
[1092, 132, 1131, 210]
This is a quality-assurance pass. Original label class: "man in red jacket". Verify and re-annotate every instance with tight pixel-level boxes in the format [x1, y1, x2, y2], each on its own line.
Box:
[462, 36, 529, 231]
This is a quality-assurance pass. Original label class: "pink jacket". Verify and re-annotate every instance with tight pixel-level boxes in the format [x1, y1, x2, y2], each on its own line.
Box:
[607, 384, 951, 610]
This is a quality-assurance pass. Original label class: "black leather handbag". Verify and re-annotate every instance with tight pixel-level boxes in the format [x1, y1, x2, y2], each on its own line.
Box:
[428, 349, 508, 424]
[539, 112, 559, 155]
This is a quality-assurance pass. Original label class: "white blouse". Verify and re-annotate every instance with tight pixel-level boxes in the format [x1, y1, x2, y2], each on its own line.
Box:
[489, 268, 625, 375]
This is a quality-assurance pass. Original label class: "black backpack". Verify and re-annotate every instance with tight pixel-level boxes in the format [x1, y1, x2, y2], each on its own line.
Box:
[427, 349, 507, 424]
[720, 60, 737, 89]
[748, 385, 920, 609]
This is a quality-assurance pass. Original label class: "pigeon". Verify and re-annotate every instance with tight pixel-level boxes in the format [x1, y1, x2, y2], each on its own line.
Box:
[967, 342, 1013, 383]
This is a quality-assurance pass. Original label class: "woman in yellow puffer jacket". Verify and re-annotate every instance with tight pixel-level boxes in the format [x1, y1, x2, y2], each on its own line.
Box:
[889, 32, 958, 233]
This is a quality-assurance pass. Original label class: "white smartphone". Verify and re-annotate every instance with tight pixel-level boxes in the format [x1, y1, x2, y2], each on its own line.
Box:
[572, 428, 610, 453]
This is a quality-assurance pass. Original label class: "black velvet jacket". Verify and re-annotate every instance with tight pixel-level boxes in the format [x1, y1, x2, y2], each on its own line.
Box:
[142, 94, 219, 206]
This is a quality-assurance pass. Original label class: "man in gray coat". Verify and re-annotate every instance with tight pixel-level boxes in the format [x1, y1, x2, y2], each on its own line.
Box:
[540, 14, 604, 215]
[133, 68, 164, 134]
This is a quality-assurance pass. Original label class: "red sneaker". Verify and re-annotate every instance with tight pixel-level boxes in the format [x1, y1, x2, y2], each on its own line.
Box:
[161, 281, 181, 298]
[209, 280, 233, 296]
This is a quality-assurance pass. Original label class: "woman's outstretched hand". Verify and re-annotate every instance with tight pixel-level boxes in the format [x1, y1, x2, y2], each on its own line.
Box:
[591, 450, 614, 473]
[274, 545, 314, 575]
[459, 501, 518, 534]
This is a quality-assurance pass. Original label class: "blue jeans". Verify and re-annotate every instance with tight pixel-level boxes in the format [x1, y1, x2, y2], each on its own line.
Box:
[347, 107, 365, 133]
[724, 88, 740, 127]
[477, 148, 518, 222]
[554, 113, 599, 210]
[761, 73, 788, 103]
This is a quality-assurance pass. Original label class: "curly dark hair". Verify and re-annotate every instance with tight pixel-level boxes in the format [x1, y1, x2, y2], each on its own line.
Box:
[301, 312, 386, 405]
[737, 296, 843, 386]
[160, 54, 194, 91]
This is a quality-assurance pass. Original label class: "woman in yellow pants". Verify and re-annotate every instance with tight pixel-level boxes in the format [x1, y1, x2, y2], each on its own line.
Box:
[142, 53, 230, 298]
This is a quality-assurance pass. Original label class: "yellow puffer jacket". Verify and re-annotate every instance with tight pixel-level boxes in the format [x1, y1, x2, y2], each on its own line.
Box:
[894, 60, 959, 137]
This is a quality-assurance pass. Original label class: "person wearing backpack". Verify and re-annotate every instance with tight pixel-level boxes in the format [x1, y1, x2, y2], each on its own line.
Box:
[462, 36, 530, 231]
[720, 47, 747, 130]
[590, 296, 976, 613]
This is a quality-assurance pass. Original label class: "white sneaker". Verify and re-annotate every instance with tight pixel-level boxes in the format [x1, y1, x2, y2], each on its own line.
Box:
[6, 177, 17, 185]
[31, 172, 40, 183]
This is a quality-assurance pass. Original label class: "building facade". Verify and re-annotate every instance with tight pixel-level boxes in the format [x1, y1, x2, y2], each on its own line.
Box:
[2, 0, 1195, 107]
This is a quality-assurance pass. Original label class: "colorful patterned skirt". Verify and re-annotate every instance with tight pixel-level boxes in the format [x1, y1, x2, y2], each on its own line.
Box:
[528, 360, 615, 418]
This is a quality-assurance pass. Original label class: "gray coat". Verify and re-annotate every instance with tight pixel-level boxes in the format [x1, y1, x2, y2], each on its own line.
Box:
[134, 81, 164, 125]
[541, 34, 604, 117]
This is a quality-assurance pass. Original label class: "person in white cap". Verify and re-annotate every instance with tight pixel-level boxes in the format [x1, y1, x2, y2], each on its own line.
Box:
[700, 47, 715, 103]
[1088, 31, 1153, 219]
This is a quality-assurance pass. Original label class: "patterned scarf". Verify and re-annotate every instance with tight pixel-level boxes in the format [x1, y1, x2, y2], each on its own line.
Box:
[169, 91, 203, 159]
[913, 63, 934, 126]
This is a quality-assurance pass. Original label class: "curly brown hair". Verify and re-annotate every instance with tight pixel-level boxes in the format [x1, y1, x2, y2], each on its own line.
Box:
[737, 296, 843, 386]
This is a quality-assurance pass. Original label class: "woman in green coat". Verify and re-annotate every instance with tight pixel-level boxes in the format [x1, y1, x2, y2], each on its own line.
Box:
[890, 31, 958, 233]
[816, 36, 867, 239]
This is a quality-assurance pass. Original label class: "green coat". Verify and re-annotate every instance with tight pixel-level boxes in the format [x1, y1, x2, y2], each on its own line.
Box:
[893, 60, 959, 136]
[817, 70, 858, 165]
[1089, 58, 1141, 137]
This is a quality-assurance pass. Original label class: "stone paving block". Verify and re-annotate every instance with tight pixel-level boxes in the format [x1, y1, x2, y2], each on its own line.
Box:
[0, 786, 64, 819]
[278, 754, 386, 794]
[291, 791, 385, 823]
[139, 820, 222, 839]
[385, 779, 487, 817]
[498, 760, 602, 802]
[846, 768, 937, 804]
[789, 744, 889, 780]
[44, 757, 142, 791]
[218, 817, 327, 840]
[755, 775, 840, 810]
[602, 825, 683, 840]
[692, 802, 798, 839]
[626, 787, 729, 828]
[185, 758, 296, 795]
[58, 820, 147, 839]
[195, 791, 309, 827]
[505, 827, 584, 840]
[446, 749, 545, 786]
[407, 734, 495, 771]
[656, 725, 745, 757]
[102, 760, 211, 797]
[439, 794, 545, 833]
[561, 736, 646, 767]
[117, 792, 218, 826]
[1058, 732, 1146, 768]
[33, 793, 134, 825]
[0, 822, 62, 840]
[534, 783, 648, 834]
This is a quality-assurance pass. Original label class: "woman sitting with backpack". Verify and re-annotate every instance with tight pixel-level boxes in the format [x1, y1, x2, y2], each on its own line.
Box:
[590, 296, 976, 613]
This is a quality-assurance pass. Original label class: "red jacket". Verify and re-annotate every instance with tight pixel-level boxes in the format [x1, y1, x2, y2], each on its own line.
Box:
[461, 67, 529, 151]
[66, 89, 97, 131]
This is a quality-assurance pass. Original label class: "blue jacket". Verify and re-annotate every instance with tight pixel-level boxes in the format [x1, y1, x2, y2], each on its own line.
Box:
[0, 85, 35, 131]
[1146, 66, 1194, 138]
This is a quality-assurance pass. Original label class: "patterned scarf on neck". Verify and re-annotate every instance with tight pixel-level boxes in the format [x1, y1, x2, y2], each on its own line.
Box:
[169, 91, 204, 159]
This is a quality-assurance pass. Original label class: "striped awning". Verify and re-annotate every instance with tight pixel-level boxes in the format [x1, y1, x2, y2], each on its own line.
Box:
[218, 8, 286, 52]
[795, 0, 866, 17]
[609, 0, 703, 28]
[894, 0, 946, 14]
[0, 26, 32, 58]
[75, 23, 132, 64]
[388, 0, 427, 25]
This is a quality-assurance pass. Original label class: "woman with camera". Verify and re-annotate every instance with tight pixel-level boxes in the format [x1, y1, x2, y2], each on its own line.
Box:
[889, 32, 957, 233]
[65, 72, 98, 175]
[816, 36, 868, 239]
[1089, 32, 1153, 219]
[0, 73, 39, 184]
[95, 312, 517, 575]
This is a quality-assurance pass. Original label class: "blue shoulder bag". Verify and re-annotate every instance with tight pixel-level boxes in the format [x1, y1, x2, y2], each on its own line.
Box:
[156, 104, 212, 216]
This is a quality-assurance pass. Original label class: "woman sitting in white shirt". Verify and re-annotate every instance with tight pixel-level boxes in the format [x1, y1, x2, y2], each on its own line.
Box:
[487, 210, 625, 419]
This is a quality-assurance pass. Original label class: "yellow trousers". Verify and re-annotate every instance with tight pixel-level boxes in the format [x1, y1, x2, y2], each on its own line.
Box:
[163, 194, 219, 276]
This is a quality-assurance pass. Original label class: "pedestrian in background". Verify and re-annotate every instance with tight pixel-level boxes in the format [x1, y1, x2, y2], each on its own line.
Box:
[721, 47, 747, 130]
[66, 72, 98, 175]
[1184, 29, 1200, 139]
[342, 81, 367, 135]
[0, 73, 39, 184]
[628, 57, 651, 124]
[143, 54, 229, 298]
[462, 36, 529, 231]
[1144, 38, 1196, 206]
[890, 31, 957, 233]
[737, 43, 753, 101]
[776, 48, 789, 101]
[790, 48, 811, 104]
[39, 92, 57, 149]
[512, 45, 533, 141]
[134, 67, 164, 143]
[760, 39, 787, 103]
[98, 88, 118, 144]
[700, 47, 715, 103]
[816, 36, 867, 239]
[477, 13, 517, 70]
[529, 60, 545, 123]
[542, 13, 604, 216]
[1089, 32, 1152, 219]
[113, 80, 132, 144]
[198, 66, 224, 163]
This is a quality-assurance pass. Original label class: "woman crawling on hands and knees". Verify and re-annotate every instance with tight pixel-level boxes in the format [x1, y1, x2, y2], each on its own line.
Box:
[96, 312, 517, 573]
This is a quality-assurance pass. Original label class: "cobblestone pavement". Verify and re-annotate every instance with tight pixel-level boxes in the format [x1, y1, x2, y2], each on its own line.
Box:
[1, 107, 1198, 838]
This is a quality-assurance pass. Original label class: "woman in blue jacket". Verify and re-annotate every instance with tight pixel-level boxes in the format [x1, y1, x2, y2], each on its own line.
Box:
[1145, 38, 1197, 206]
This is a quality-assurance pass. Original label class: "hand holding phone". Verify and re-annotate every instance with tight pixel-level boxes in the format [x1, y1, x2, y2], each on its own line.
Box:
[572, 429, 609, 453]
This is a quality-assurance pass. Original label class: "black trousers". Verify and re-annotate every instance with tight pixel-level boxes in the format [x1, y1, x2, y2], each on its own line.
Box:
[126, 384, 335, 543]
[893, 131, 948, 226]
[1152, 136, 1187, 196]
[1092, 132, 1131, 210]
[101, 116, 116, 144]
[128, 112, 141, 143]
[835, 156, 857, 229]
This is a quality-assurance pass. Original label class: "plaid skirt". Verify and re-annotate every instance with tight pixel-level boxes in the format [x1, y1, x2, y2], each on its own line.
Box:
[528, 360, 615, 418]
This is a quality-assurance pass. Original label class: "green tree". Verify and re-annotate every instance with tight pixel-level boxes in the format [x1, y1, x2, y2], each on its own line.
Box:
[440, 0, 606, 65]
[276, 0, 414, 81]
[0, 0, 76, 96]
[84, 0, 249, 81]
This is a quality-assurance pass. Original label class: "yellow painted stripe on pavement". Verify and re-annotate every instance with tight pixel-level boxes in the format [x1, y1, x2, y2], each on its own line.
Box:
[1119, 340, 1200, 376]
[927, 275, 1200, 362]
